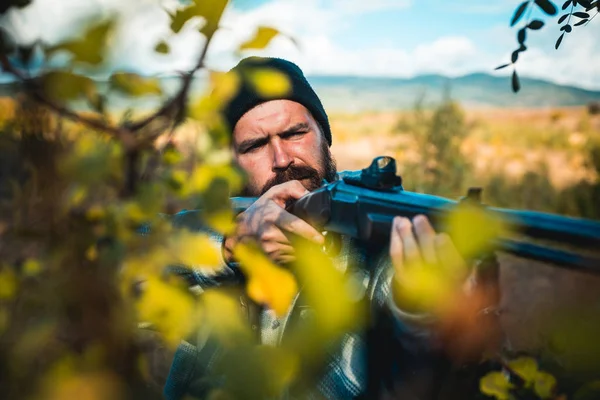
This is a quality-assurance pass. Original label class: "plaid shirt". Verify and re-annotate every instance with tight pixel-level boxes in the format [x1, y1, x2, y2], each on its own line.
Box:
[159, 209, 442, 400]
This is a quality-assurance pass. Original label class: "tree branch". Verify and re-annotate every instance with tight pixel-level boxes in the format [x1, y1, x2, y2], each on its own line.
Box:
[127, 31, 216, 132]
[0, 54, 135, 148]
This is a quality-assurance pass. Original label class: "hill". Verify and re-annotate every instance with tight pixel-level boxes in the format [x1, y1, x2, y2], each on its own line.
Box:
[307, 73, 600, 111]
[1, 73, 598, 112]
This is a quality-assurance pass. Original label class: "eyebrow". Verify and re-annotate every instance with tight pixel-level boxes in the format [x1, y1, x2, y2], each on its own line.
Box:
[236, 122, 311, 153]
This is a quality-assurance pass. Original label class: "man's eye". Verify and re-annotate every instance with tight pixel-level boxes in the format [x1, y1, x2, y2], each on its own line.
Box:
[285, 130, 307, 139]
[244, 143, 262, 153]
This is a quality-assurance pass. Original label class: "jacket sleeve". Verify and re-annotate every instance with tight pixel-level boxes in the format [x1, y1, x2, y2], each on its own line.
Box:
[365, 253, 453, 399]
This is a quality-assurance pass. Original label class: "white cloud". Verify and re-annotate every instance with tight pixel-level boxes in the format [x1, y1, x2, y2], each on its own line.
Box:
[0, 0, 598, 90]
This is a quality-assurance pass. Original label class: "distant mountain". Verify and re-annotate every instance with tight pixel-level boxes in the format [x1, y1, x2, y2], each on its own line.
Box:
[1, 73, 598, 112]
[306, 73, 600, 111]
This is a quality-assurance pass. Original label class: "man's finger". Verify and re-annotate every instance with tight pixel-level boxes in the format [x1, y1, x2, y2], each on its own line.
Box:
[261, 226, 293, 245]
[390, 217, 404, 269]
[263, 241, 295, 257]
[274, 208, 325, 245]
[398, 217, 421, 265]
[265, 180, 309, 208]
[413, 214, 437, 265]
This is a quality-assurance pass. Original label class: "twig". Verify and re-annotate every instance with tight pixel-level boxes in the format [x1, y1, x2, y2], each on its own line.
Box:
[0, 54, 135, 148]
[128, 31, 215, 132]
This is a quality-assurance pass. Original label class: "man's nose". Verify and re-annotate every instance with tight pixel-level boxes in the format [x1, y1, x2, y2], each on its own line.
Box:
[271, 141, 293, 171]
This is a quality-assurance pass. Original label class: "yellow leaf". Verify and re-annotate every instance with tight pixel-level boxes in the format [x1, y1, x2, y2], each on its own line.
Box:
[205, 209, 236, 236]
[86, 205, 106, 221]
[110, 72, 162, 97]
[67, 186, 87, 207]
[292, 240, 365, 340]
[169, 0, 228, 37]
[392, 260, 458, 314]
[534, 371, 557, 399]
[185, 164, 243, 196]
[508, 356, 539, 386]
[85, 246, 98, 261]
[233, 243, 298, 317]
[162, 148, 183, 166]
[445, 202, 506, 259]
[201, 289, 253, 347]
[42, 71, 96, 102]
[154, 41, 170, 54]
[136, 277, 197, 347]
[480, 371, 513, 400]
[120, 249, 171, 284]
[210, 70, 241, 104]
[168, 231, 222, 269]
[247, 68, 291, 98]
[0, 268, 17, 300]
[46, 20, 113, 65]
[123, 202, 149, 224]
[239, 26, 280, 51]
[22, 259, 41, 277]
[41, 371, 125, 400]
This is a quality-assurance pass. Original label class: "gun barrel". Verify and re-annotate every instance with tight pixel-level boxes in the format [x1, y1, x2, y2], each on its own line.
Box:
[230, 179, 600, 273]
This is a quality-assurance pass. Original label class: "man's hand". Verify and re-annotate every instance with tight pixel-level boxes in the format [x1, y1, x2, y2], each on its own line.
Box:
[224, 181, 325, 265]
[390, 215, 469, 312]
[389, 215, 503, 361]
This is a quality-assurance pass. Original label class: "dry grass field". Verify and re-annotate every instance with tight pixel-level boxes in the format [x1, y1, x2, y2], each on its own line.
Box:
[330, 107, 599, 191]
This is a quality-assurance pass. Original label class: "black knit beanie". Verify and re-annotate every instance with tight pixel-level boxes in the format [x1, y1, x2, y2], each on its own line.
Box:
[222, 57, 332, 146]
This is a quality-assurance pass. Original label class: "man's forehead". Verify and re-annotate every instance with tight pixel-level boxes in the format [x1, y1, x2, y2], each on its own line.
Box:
[233, 100, 314, 139]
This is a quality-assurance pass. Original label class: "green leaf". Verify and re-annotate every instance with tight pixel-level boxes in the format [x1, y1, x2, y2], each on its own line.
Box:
[528, 19, 545, 29]
[511, 1, 530, 26]
[480, 371, 513, 400]
[574, 18, 589, 25]
[169, 0, 228, 37]
[154, 41, 170, 54]
[533, 371, 557, 399]
[109, 72, 162, 97]
[495, 63, 510, 70]
[46, 20, 113, 65]
[578, 0, 593, 8]
[558, 13, 569, 23]
[573, 11, 590, 17]
[517, 27, 527, 44]
[511, 50, 520, 63]
[42, 71, 97, 101]
[535, 0, 558, 15]
[560, 23, 573, 31]
[512, 70, 521, 92]
[562, 0, 572, 9]
[555, 32, 565, 48]
[239, 26, 280, 51]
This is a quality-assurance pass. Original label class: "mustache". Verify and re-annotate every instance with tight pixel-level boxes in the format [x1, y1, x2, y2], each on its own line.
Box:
[260, 164, 323, 196]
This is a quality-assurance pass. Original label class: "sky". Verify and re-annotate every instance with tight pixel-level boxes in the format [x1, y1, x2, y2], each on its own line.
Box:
[0, 0, 599, 89]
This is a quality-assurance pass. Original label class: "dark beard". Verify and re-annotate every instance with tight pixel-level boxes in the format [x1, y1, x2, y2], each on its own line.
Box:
[241, 141, 337, 197]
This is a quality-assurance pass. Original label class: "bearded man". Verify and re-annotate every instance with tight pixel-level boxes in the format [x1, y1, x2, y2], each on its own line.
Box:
[162, 57, 501, 400]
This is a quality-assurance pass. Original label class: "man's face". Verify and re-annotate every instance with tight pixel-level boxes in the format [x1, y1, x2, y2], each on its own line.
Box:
[232, 99, 336, 197]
